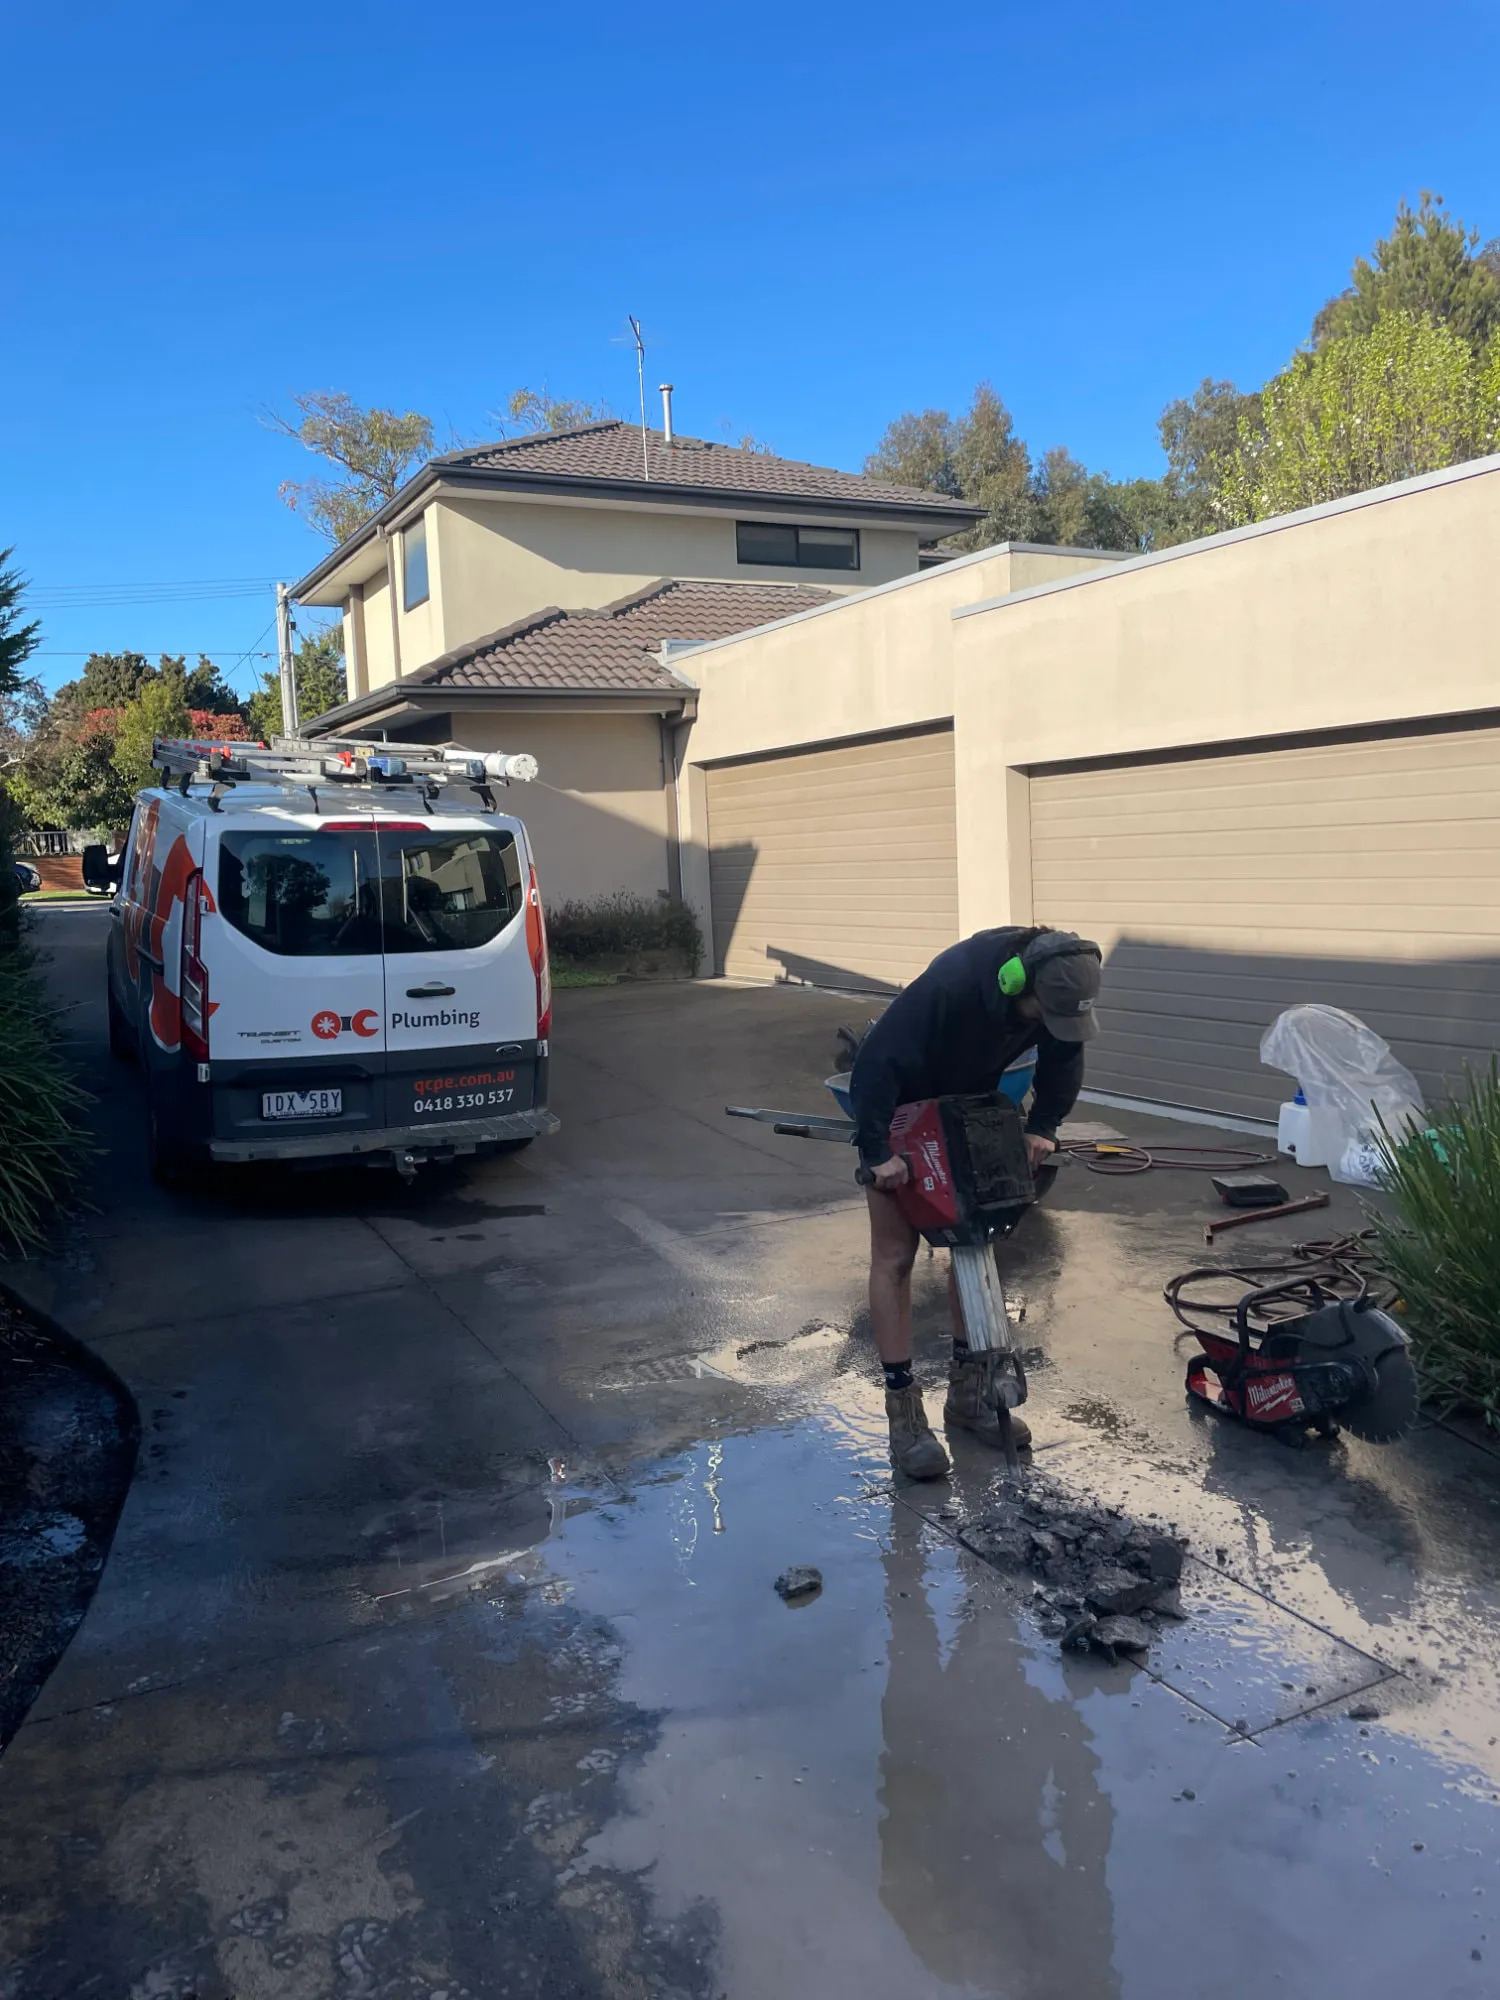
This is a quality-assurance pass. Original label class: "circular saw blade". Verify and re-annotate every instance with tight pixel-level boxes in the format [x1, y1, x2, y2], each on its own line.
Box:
[1339, 1348, 1421, 1443]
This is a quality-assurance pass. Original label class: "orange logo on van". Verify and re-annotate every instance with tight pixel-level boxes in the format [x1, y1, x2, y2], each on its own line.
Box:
[312, 1008, 379, 1040]
[122, 801, 217, 1053]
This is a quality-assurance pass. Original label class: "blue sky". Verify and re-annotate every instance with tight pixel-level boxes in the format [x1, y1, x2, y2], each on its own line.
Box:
[5, 0, 1499, 697]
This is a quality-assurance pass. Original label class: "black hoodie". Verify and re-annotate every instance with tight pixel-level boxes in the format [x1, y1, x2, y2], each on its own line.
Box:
[847, 927, 1085, 1168]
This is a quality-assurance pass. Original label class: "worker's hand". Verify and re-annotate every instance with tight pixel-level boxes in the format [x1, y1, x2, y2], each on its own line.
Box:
[1024, 1133, 1057, 1172]
[871, 1156, 910, 1191]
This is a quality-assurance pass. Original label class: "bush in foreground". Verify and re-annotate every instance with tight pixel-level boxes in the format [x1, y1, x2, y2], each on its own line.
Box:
[1371, 1063, 1500, 1428]
[547, 892, 702, 977]
[0, 795, 93, 1255]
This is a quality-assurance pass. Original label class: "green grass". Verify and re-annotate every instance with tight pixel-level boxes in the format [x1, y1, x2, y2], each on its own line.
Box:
[1370, 1062, 1500, 1427]
[0, 943, 95, 1257]
[552, 966, 619, 989]
[21, 890, 102, 903]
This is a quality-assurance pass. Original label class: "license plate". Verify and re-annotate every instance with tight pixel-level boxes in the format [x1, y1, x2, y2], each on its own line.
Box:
[262, 1088, 343, 1121]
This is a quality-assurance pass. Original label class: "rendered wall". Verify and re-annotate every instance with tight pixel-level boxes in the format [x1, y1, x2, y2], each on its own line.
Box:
[950, 457, 1500, 933]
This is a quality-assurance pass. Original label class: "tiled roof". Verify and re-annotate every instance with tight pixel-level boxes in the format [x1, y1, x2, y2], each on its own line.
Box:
[437, 420, 976, 515]
[410, 578, 838, 695]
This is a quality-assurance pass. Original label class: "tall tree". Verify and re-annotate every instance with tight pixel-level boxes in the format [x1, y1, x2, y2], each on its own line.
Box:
[113, 678, 192, 795]
[864, 408, 962, 495]
[0, 549, 41, 697]
[1313, 193, 1500, 352]
[1157, 379, 1262, 536]
[53, 651, 154, 713]
[1219, 310, 1500, 525]
[493, 387, 615, 437]
[246, 626, 347, 741]
[266, 392, 435, 545]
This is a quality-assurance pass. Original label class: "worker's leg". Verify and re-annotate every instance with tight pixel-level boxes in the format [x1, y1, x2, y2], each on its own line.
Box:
[866, 1188, 949, 1480]
[943, 1257, 1031, 1451]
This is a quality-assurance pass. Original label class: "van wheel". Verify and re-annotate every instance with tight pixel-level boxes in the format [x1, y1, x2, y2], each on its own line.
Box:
[107, 984, 136, 1063]
[146, 1084, 191, 1187]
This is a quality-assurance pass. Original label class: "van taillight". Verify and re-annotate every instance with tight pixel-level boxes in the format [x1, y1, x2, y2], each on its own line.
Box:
[524, 865, 551, 1040]
[181, 870, 211, 1061]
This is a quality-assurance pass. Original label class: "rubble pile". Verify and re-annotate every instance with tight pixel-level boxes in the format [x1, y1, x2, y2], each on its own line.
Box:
[959, 1474, 1190, 1662]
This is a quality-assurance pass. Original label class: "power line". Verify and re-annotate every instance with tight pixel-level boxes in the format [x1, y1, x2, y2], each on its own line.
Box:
[26, 576, 280, 609]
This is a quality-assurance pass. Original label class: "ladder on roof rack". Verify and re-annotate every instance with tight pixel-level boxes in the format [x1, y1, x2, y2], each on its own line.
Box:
[149, 735, 539, 812]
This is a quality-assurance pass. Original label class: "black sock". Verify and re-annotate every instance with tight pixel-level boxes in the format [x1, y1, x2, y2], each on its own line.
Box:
[883, 1359, 914, 1393]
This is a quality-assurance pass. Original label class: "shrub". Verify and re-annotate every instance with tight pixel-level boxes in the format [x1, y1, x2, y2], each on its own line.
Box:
[0, 938, 94, 1257]
[1370, 1063, 1500, 1426]
[546, 892, 702, 977]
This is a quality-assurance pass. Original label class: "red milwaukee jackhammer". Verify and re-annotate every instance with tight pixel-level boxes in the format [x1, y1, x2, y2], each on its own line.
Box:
[727, 1089, 1047, 1469]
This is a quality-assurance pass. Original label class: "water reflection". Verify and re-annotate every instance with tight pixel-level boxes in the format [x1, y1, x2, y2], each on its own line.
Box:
[878, 1500, 1121, 1998]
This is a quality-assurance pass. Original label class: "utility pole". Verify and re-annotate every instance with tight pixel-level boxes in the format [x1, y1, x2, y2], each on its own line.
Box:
[275, 582, 299, 735]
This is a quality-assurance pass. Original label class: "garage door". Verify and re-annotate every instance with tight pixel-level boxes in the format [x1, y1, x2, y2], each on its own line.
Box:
[707, 728, 958, 991]
[1030, 722, 1500, 1120]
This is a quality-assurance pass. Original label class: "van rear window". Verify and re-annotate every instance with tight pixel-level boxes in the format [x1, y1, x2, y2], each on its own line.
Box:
[379, 830, 523, 953]
[217, 826, 523, 957]
[219, 830, 381, 957]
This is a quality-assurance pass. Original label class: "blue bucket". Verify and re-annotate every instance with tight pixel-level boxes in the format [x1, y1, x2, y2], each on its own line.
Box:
[826, 1048, 1035, 1119]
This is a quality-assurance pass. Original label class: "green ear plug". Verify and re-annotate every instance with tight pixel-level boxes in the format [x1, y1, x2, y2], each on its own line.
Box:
[999, 955, 1026, 997]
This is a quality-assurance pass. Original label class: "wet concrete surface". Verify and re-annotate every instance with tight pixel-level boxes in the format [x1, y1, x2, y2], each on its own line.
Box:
[2, 903, 1500, 1997]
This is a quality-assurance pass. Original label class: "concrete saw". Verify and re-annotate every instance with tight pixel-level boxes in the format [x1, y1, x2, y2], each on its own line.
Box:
[1169, 1266, 1420, 1443]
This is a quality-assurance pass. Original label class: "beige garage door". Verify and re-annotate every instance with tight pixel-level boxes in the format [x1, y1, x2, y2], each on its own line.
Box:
[707, 728, 958, 991]
[1031, 722, 1500, 1121]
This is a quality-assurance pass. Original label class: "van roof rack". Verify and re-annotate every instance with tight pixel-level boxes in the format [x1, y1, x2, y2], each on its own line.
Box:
[150, 735, 538, 813]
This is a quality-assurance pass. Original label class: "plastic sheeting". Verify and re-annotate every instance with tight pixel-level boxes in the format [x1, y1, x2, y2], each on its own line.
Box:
[1260, 1004, 1425, 1187]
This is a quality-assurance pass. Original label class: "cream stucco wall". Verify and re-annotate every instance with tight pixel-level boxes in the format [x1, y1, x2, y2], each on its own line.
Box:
[450, 707, 674, 906]
[669, 542, 1126, 958]
[422, 497, 920, 666]
[950, 455, 1500, 935]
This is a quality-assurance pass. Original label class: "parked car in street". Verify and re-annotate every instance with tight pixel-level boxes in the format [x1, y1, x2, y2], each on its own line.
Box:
[86, 734, 558, 1181]
[12, 859, 41, 896]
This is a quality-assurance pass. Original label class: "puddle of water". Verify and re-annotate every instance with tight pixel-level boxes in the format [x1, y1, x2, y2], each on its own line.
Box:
[500, 1415, 1500, 2000]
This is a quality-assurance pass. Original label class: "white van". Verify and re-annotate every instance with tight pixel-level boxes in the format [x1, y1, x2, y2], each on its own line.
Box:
[89, 735, 558, 1181]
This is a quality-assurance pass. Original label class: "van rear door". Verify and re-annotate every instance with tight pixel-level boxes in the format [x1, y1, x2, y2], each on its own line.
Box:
[207, 816, 389, 1141]
[376, 818, 541, 1132]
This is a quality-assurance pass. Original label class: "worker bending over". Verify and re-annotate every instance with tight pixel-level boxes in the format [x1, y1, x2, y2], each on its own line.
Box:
[849, 927, 1103, 1479]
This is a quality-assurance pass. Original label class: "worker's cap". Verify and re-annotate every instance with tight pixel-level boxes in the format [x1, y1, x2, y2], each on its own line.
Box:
[1034, 948, 1101, 1042]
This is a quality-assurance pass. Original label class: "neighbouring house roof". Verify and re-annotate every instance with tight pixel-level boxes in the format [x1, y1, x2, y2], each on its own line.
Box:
[291, 421, 983, 603]
[435, 422, 980, 515]
[302, 578, 837, 733]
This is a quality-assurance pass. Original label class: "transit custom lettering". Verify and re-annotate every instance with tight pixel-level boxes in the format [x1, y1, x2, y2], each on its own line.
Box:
[392, 1009, 481, 1031]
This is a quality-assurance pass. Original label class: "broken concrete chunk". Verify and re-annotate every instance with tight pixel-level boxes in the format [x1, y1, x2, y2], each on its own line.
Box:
[1151, 1585, 1187, 1620]
[1346, 1701, 1382, 1722]
[1146, 1536, 1184, 1585]
[773, 1566, 822, 1602]
[1085, 1566, 1158, 1617]
[1091, 1615, 1153, 1656]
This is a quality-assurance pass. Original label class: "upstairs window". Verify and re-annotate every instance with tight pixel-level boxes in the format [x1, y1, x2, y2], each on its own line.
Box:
[737, 521, 859, 571]
[402, 515, 430, 609]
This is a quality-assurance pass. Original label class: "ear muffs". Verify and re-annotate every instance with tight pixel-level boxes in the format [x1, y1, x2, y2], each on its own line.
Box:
[998, 933, 1102, 999]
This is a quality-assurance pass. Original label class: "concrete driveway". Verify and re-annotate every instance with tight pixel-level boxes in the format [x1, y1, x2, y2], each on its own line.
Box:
[3, 902, 1500, 2000]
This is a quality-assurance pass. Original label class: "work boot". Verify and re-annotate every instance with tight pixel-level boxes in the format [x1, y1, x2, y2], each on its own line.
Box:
[944, 1352, 1032, 1452]
[885, 1384, 951, 1480]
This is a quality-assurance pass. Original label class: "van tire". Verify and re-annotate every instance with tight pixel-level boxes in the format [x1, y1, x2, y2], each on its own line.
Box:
[107, 983, 136, 1063]
[146, 1082, 192, 1187]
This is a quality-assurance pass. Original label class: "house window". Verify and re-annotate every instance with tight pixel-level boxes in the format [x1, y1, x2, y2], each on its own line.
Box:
[402, 516, 430, 610]
[736, 521, 859, 571]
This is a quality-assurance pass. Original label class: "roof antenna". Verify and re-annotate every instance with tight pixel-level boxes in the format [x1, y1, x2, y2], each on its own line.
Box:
[628, 315, 650, 481]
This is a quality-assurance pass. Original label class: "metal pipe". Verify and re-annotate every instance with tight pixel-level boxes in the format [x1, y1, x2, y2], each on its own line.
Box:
[660, 382, 674, 443]
[1203, 1191, 1330, 1243]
